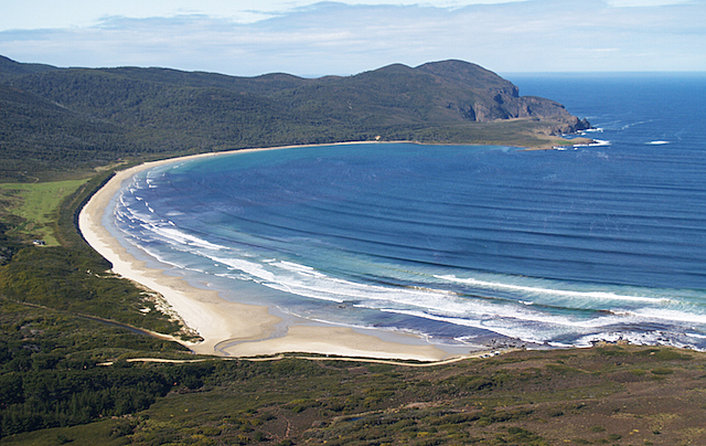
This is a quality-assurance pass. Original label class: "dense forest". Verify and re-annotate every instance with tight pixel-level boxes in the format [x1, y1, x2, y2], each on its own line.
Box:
[0, 55, 588, 181]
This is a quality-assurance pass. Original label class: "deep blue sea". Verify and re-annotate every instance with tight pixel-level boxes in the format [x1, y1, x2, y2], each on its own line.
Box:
[110, 73, 706, 350]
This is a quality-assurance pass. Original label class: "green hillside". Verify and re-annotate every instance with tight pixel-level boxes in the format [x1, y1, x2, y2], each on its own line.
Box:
[0, 56, 589, 181]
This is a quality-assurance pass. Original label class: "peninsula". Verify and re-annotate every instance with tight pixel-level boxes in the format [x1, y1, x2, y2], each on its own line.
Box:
[0, 55, 589, 181]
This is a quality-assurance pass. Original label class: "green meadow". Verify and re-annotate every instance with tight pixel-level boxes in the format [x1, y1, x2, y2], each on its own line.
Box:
[0, 179, 88, 246]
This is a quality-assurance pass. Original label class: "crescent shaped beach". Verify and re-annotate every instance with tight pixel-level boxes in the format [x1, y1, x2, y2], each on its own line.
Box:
[78, 144, 459, 361]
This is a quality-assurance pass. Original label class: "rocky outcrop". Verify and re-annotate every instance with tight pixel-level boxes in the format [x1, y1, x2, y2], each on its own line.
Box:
[410, 60, 590, 134]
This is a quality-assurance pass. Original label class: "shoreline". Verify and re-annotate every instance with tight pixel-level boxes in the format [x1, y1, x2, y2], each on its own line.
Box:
[78, 141, 461, 361]
[76, 139, 703, 359]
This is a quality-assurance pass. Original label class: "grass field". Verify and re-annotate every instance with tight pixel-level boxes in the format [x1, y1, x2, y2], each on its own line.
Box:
[0, 179, 88, 246]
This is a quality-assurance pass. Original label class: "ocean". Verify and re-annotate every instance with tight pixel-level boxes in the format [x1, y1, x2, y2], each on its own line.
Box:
[108, 73, 706, 350]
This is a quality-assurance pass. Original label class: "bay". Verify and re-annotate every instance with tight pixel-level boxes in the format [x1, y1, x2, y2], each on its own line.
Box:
[110, 73, 706, 350]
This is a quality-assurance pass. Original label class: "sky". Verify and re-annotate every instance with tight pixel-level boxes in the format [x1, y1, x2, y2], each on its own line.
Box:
[0, 0, 704, 76]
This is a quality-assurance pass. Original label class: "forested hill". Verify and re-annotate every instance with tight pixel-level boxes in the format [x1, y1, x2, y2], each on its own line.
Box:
[0, 55, 589, 180]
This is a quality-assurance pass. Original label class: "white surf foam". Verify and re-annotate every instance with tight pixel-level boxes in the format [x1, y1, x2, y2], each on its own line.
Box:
[116, 192, 227, 252]
[148, 225, 226, 251]
[188, 250, 628, 334]
[573, 139, 611, 148]
[630, 308, 706, 325]
[620, 120, 652, 130]
[685, 332, 706, 340]
[434, 274, 671, 304]
[572, 331, 699, 350]
[211, 255, 280, 285]
[377, 308, 551, 344]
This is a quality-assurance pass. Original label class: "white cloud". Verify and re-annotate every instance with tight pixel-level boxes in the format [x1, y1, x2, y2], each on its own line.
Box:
[0, 0, 528, 30]
[0, 0, 704, 75]
[605, 0, 693, 6]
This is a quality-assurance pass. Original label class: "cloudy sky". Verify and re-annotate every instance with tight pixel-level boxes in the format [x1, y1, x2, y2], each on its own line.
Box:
[1, 0, 703, 76]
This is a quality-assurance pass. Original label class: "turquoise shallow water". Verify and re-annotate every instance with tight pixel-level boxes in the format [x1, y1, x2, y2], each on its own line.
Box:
[110, 73, 706, 349]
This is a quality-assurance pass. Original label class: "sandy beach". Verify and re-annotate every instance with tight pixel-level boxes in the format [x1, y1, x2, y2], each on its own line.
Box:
[78, 144, 454, 361]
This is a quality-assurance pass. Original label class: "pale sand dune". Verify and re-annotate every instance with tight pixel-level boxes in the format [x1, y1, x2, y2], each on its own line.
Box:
[78, 145, 453, 361]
